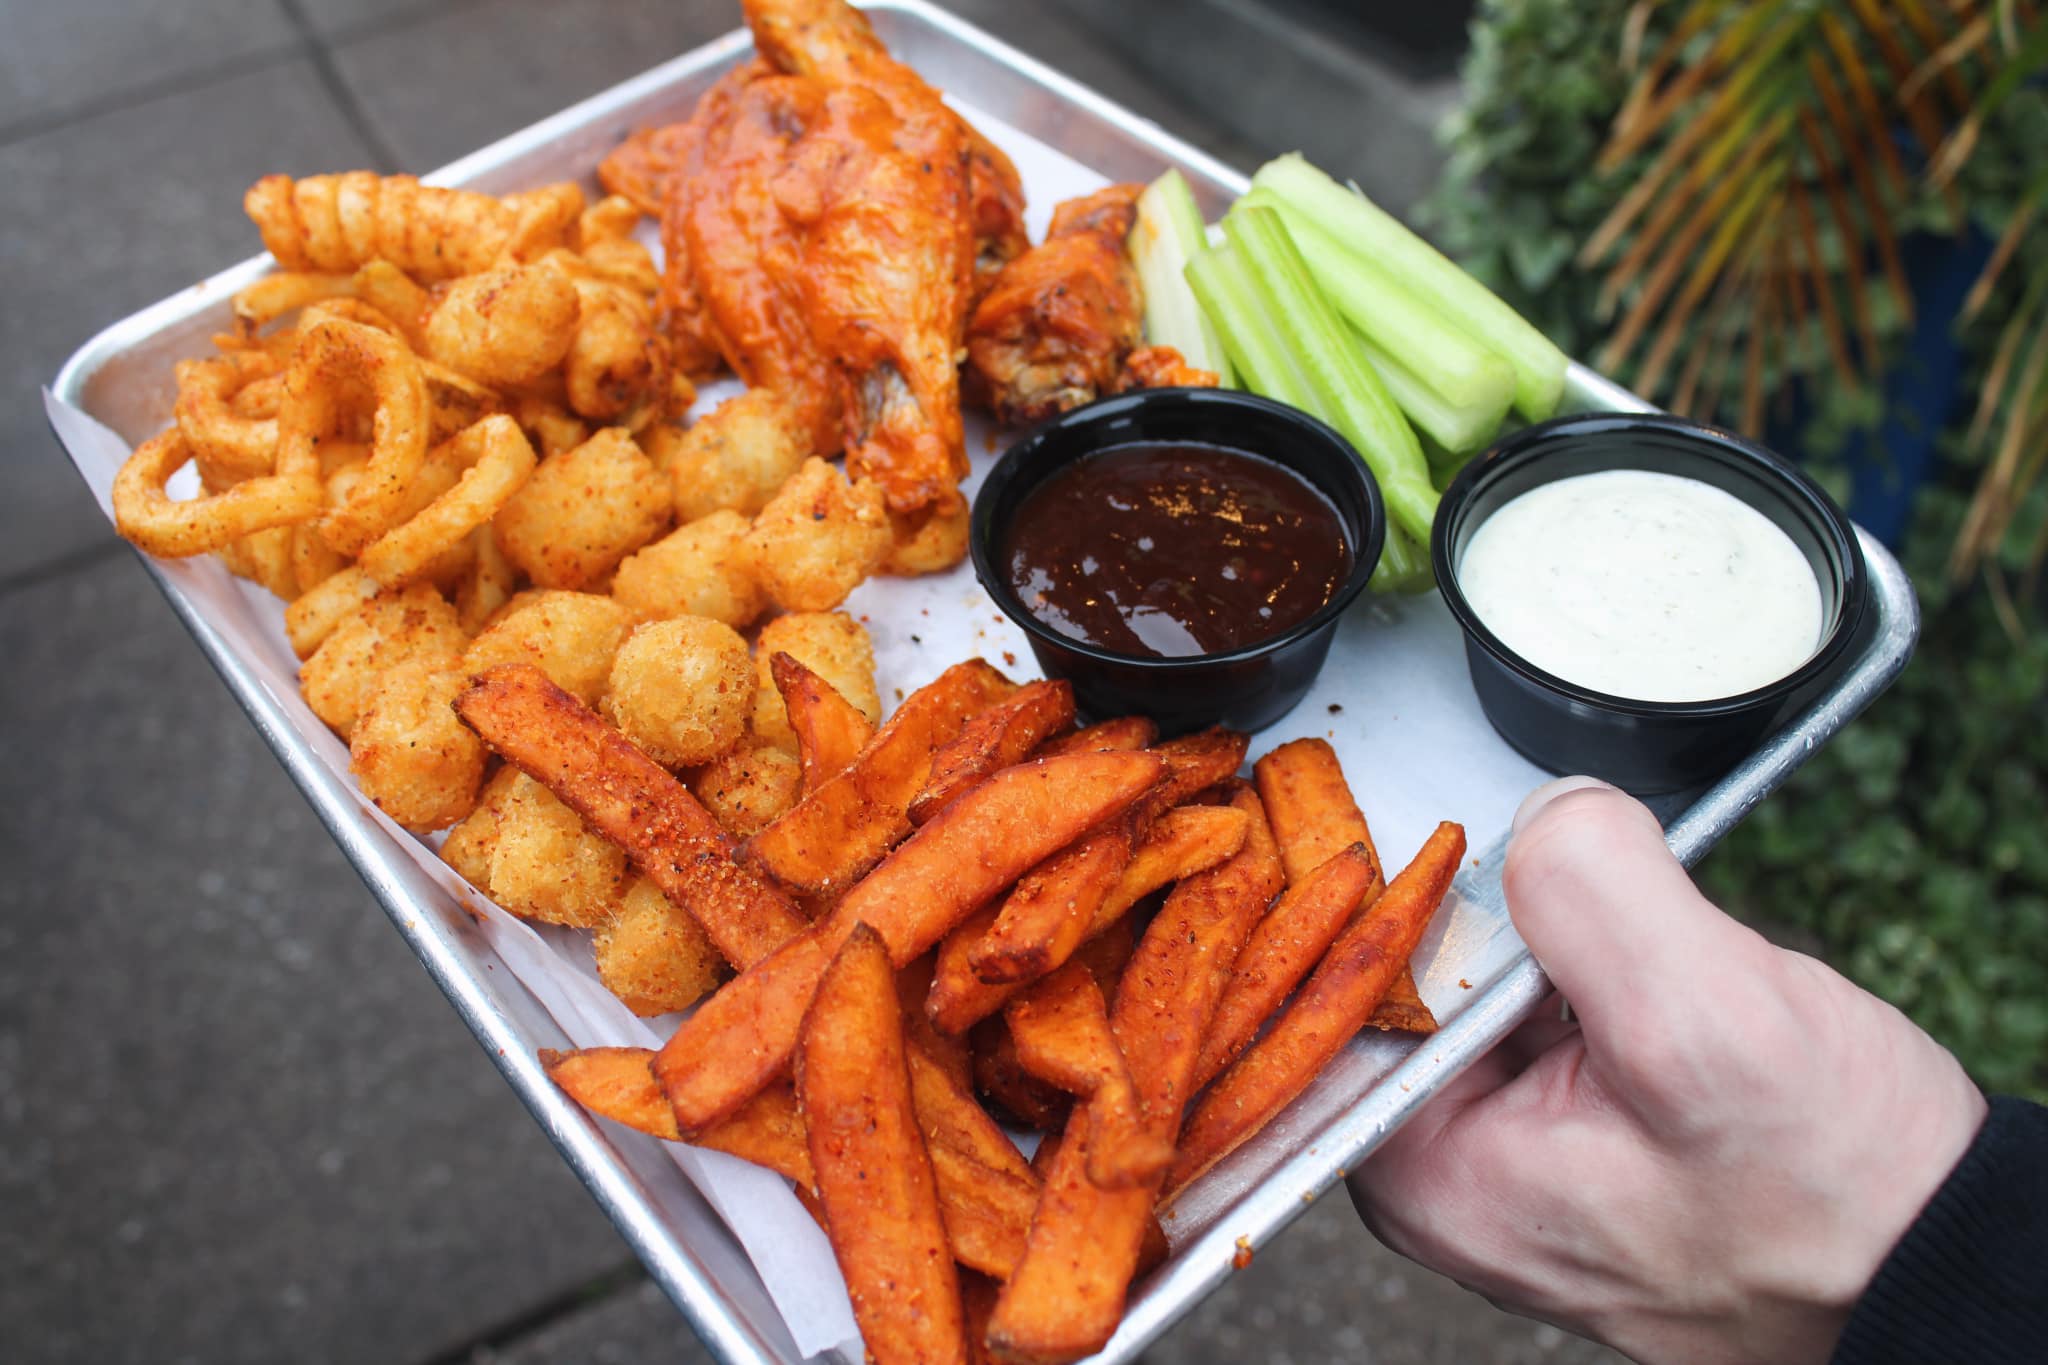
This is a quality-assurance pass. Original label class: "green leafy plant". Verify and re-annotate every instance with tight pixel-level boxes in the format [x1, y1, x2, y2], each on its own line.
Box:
[1430, 0, 2048, 1098]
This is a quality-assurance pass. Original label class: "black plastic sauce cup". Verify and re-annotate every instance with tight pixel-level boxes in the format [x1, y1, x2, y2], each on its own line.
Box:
[971, 388, 1386, 735]
[1432, 412, 1871, 795]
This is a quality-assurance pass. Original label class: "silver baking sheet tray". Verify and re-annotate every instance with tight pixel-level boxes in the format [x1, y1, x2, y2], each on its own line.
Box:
[47, 3, 1919, 1360]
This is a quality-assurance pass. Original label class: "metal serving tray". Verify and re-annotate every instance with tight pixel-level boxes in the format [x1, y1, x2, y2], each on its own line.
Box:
[49, 4, 1919, 1360]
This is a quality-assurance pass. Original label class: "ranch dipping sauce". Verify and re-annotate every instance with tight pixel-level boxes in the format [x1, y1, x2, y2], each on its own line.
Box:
[1457, 468, 1823, 703]
[1001, 442, 1352, 658]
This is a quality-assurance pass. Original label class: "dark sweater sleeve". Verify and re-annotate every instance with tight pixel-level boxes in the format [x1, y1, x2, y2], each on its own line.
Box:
[1831, 1095, 2048, 1364]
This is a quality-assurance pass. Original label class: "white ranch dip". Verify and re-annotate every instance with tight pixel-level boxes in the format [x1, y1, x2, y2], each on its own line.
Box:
[1457, 468, 1823, 703]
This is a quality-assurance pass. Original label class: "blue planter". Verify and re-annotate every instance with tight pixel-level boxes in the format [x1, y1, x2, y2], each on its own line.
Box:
[1768, 229, 1993, 549]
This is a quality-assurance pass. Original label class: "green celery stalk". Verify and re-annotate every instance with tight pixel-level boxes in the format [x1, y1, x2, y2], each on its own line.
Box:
[1129, 169, 1234, 383]
[1220, 204, 1439, 553]
[1375, 527, 1433, 594]
[1238, 187, 1514, 452]
[1356, 332, 1504, 456]
[1251, 153, 1569, 420]
[1184, 241, 1313, 412]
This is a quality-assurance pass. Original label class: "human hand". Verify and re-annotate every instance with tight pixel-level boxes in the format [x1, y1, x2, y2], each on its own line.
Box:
[1347, 778, 1987, 1365]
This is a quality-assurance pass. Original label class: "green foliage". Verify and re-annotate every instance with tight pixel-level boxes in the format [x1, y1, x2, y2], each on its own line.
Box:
[1435, 0, 2048, 1098]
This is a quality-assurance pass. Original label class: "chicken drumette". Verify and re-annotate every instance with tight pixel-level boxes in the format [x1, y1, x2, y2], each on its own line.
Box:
[965, 183, 1216, 426]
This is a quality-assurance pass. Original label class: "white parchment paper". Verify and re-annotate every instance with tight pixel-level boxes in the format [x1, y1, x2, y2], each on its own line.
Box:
[45, 99, 1550, 1363]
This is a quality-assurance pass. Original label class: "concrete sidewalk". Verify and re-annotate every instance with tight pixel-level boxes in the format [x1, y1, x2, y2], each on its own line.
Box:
[0, 2, 1616, 1360]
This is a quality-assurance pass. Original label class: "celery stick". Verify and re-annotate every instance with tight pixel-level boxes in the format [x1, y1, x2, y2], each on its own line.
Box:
[1184, 242, 1312, 412]
[1238, 188, 1514, 450]
[1357, 332, 1504, 455]
[1220, 204, 1439, 551]
[1129, 170, 1233, 383]
[1252, 154, 1569, 420]
[1375, 527, 1433, 594]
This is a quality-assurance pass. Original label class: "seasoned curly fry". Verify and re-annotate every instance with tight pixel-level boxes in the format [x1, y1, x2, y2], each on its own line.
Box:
[245, 172, 560, 281]
[174, 351, 281, 487]
[360, 415, 537, 588]
[231, 272, 355, 331]
[277, 318, 430, 557]
[284, 565, 380, 658]
[350, 260, 433, 348]
[113, 427, 321, 558]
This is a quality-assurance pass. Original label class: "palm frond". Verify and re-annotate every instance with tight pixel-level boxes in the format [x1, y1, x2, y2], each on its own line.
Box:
[1582, 0, 1989, 431]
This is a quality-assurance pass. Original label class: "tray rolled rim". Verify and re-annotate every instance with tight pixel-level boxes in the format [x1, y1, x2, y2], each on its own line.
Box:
[46, 2, 1922, 1360]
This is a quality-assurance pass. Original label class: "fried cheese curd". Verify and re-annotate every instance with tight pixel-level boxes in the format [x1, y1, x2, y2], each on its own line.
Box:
[452, 769, 629, 928]
[743, 457, 891, 613]
[610, 509, 767, 628]
[299, 582, 468, 738]
[592, 878, 727, 1016]
[493, 428, 671, 589]
[461, 589, 633, 706]
[423, 260, 582, 388]
[748, 610, 881, 752]
[659, 388, 811, 523]
[601, 616, 753, 768]
[349, 660, 487, 832]
[690, 739, 803, 837]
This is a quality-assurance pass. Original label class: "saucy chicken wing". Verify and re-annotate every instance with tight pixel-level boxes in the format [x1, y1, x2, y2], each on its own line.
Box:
[965, 184, 1148, 426]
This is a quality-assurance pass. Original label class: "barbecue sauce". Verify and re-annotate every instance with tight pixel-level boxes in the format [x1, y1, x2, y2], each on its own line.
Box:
[1002, 442, 1352, 658]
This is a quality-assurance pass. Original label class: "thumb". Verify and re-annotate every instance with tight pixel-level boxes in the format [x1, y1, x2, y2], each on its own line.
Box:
[1503, 778, 1771, 1046]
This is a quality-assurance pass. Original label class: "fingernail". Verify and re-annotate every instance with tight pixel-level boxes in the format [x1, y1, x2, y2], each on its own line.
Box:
[1510, 775, 1615, 838]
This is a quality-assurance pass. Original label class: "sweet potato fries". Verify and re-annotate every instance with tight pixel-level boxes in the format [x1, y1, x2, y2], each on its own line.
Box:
[478, 652, 1462, 1364]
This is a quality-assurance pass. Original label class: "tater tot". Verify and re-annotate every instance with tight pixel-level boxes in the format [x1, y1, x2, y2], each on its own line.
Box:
[439, 765, 515, 887]
[743, 457, 892, 612]
[601, 617, 752, 768]
[300, 583, 467, 738]
[691, 738, 803, 837]
[882, 490, 971, 576]
[749, 611, 881, 751]
[424, 260, 582, 389]
[460, 590, 632, 705]
[493, 427, 670, 589]
[662, 389, 810, 524]
[610, 509, 766, 628]
[482, 772, 629, 928]
[349, 661, 487, 832]
[592, 878, 727, 1016]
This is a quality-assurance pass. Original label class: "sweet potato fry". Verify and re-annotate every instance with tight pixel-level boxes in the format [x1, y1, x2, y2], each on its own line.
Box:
[773, 651, 874, 794]
[658, 750, 1167, 1131]
[1150, 726, 1252, 807]
[1254, 737, 1435, 1034]
[900, 951, 973, 1095]
[1032, 715, 1157, 758]
[1191, 843, 1378, 1089]
[988, 788, 1283, 1363]
[798, 924, 967, 1365]
[747, 659, 1017, 896]
[926, 803, 1251, 1035]
[1004, 961, 1171, 1188]
[550, 1041, 1033, 1276]
[1165, 821, 1466, 1197]
[964, 729, 1244, 987]
[908, 679, 1076, 825]
[910, 1034, 1042, 1281]
[972, 1016, 1071, 1130]
[693, 1080, 815, 1185]
[967, 821, 1134, 987]
[542, 1048, 814, 1183]
[454, 664, 806, 970]
[541, 1046, 681, 1141]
